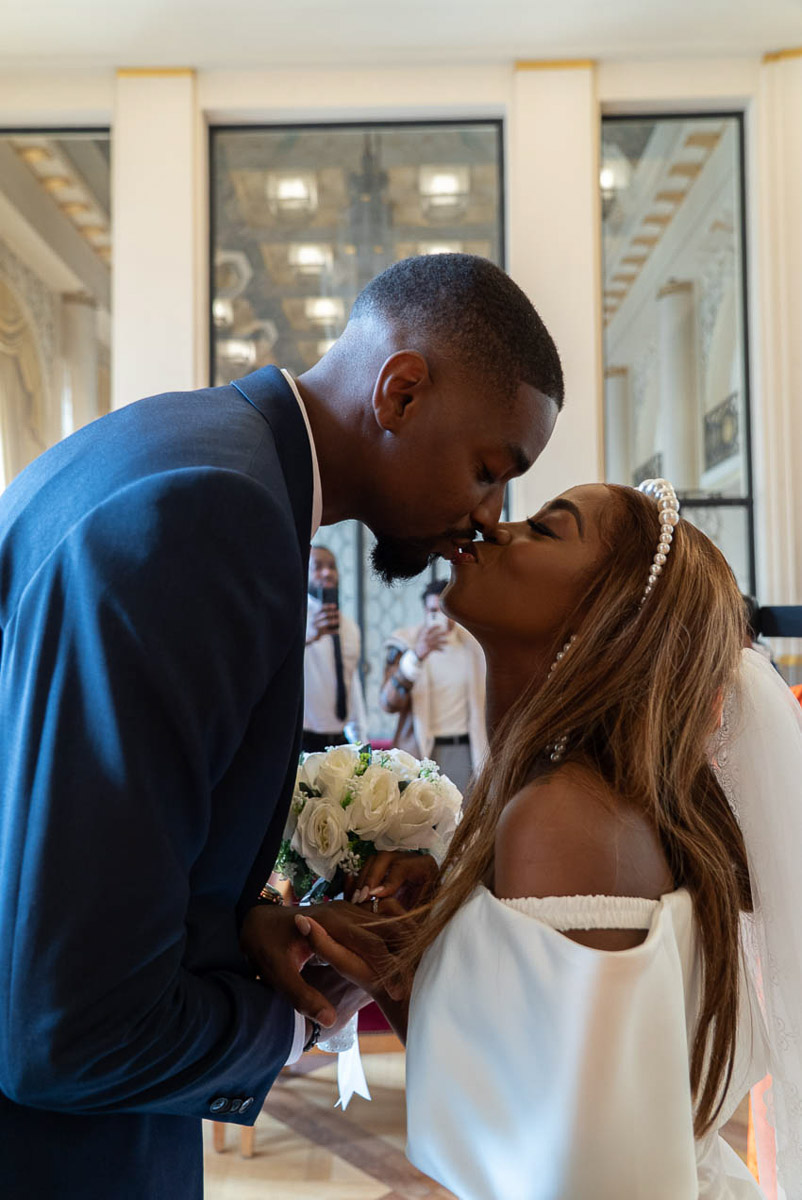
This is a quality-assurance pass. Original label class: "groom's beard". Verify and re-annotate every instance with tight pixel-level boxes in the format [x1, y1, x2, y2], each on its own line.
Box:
[370, 533, 439, 585]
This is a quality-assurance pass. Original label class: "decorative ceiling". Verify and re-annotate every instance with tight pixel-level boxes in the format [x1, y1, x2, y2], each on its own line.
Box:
[9, 134, 112, 268]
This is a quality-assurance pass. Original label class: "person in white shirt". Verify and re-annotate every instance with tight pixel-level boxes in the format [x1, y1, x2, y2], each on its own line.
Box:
[303, 545, 367, 751]
[380, 579, 486, 795]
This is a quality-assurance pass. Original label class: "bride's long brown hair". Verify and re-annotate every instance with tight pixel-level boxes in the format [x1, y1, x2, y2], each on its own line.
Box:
[395, 485, 751, 1137]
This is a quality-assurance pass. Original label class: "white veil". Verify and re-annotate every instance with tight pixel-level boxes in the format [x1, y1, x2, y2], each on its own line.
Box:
[711, 648, 802, 1199]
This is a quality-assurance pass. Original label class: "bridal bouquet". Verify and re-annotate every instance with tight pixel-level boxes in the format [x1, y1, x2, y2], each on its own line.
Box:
[274, 744, 462, 902]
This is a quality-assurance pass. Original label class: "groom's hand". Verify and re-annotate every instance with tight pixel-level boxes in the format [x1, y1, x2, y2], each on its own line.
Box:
[240, 904, 340, 1028]
[303, 900, 398, 962]
[295, 913, 407, 1007]
[240, 902, 393, 1028]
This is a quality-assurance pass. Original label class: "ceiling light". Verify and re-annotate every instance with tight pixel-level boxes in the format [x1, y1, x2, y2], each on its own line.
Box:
[288, 243, 333, 274]
[218, 339, 257, 367]
[599, 148, 632, 198]
[418, 241, 464, 256]
[18, 145, 51, 165]
[304, 297, 344, 325]
[419, 166, 470, 219]
[61, 202, 90, 218]
[266, 171, 318, 217]
[212, 298, 234, 328]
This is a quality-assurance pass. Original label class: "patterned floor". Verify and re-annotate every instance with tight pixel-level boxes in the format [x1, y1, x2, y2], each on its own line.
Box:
[203, 1037, 750, 1199]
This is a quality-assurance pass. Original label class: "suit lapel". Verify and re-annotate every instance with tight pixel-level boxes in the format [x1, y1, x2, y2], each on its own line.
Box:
[231, 366, 313, 557]
[230, 367, 314, 919]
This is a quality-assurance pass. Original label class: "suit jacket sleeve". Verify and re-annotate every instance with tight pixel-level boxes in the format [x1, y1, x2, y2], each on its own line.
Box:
[0, 467, 302, 1119]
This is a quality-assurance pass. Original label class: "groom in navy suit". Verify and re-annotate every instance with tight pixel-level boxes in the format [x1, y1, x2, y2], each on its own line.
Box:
[0, 255, 562, 1198]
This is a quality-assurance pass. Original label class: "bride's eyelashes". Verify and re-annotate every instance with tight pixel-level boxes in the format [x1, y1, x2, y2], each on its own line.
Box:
[526, 519, 559, 539]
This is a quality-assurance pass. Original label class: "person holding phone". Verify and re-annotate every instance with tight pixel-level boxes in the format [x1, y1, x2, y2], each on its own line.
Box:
[380, 579, 486, 793]
[303, 544, 367, 751]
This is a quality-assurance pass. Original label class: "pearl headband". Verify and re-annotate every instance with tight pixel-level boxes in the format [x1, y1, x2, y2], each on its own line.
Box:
[544, 477, 681, 764]
[636, 477, 681, 604]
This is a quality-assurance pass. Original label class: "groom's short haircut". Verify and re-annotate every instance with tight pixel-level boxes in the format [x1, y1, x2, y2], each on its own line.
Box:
[349, 253, 564, 408]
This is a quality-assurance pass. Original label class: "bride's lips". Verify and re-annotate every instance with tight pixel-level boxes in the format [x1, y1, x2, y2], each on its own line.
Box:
[449, 543, 480, 565]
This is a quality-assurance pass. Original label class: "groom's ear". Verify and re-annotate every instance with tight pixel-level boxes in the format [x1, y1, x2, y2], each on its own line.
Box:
[371, 350, 431, 434]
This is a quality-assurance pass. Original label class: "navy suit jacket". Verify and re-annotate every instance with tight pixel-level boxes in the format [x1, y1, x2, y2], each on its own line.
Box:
[0, 367, 312, 1198]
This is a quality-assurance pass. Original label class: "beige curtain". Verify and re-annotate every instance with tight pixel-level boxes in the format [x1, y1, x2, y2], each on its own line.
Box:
[0, 277, 47, 486]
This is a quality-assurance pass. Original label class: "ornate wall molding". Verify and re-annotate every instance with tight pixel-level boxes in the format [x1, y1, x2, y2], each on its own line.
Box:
[0, 235, 58, 406]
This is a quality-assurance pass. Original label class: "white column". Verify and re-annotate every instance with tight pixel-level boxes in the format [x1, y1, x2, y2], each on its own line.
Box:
[112, 69, 206, 408]
[754, 50, 802, 611]
[507, 60, 603, 518]
[604, 366, 631, 484]
[655, 280, 698, 491]
[61, 293, 98, 433]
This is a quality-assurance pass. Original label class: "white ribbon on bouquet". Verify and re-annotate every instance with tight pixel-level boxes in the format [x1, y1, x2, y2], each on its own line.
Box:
[318, 1013, 371, 1110]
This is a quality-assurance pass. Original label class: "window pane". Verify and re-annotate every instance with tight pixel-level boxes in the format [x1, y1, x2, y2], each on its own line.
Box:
[681, 503, 751, 594]
[211, 122, 503, 739]
[0, 131, 112, 491]
[601, 116, 750, 503]
[211, 123, 502, 382]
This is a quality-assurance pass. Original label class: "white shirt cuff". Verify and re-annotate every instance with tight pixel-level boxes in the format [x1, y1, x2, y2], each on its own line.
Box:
[285, 1010, 308, 1065]
[399, 649, 421, 682]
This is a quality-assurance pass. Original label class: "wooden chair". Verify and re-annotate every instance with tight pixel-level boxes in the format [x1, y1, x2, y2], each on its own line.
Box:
[210, 1120, 255, 1158]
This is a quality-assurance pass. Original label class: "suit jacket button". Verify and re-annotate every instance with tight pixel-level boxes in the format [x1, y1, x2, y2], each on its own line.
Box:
[239, 1097, 254, 1114]
[228, 1099, 242, 1114]
[209, 1097, 230, 1114]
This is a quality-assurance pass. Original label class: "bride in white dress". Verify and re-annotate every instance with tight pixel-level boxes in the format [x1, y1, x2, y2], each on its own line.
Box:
[300, 479, 802, 1200]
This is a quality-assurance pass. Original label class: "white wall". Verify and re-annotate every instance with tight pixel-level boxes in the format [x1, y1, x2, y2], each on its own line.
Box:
[507, 63, 603, 518]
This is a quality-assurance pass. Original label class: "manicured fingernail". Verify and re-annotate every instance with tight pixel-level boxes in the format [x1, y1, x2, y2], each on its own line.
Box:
[371, 886, 386, 896]
[295, 915, 311, 936]
[355, 888, 367, 903]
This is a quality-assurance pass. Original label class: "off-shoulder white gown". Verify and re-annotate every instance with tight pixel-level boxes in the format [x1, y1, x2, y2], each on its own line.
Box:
[405, 886, 767, 1199]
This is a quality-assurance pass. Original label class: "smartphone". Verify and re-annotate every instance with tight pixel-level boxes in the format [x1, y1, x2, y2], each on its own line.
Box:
[309, 583, 339, 607]
[425, 609, 449, 632]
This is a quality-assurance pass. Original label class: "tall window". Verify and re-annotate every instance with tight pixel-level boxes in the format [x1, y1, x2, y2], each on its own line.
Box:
[210, 121, 504, 737]
[0, 130, 111, 490]
[601, 114, 754, 594]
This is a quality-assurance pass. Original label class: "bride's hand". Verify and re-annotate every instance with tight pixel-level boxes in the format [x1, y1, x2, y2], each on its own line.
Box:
[295, 913, 406, 1003]
[347, 850, 439, 911]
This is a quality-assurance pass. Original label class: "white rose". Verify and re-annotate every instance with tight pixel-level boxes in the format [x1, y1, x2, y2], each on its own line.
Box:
[284, 751, 328, 839]
[298, 751, 327, 792]
[374, 777, 447, 853]
[348, 765, 400, 841]
[283, 790, 302, 840]
[316, 745, 361, 805]
[291, 795, 350, 881]
[384, 748, 421, 781]
[432, 774, 463, 827]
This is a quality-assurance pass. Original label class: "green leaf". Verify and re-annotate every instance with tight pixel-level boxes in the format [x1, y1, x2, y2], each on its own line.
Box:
[354, 743, 373, 777]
